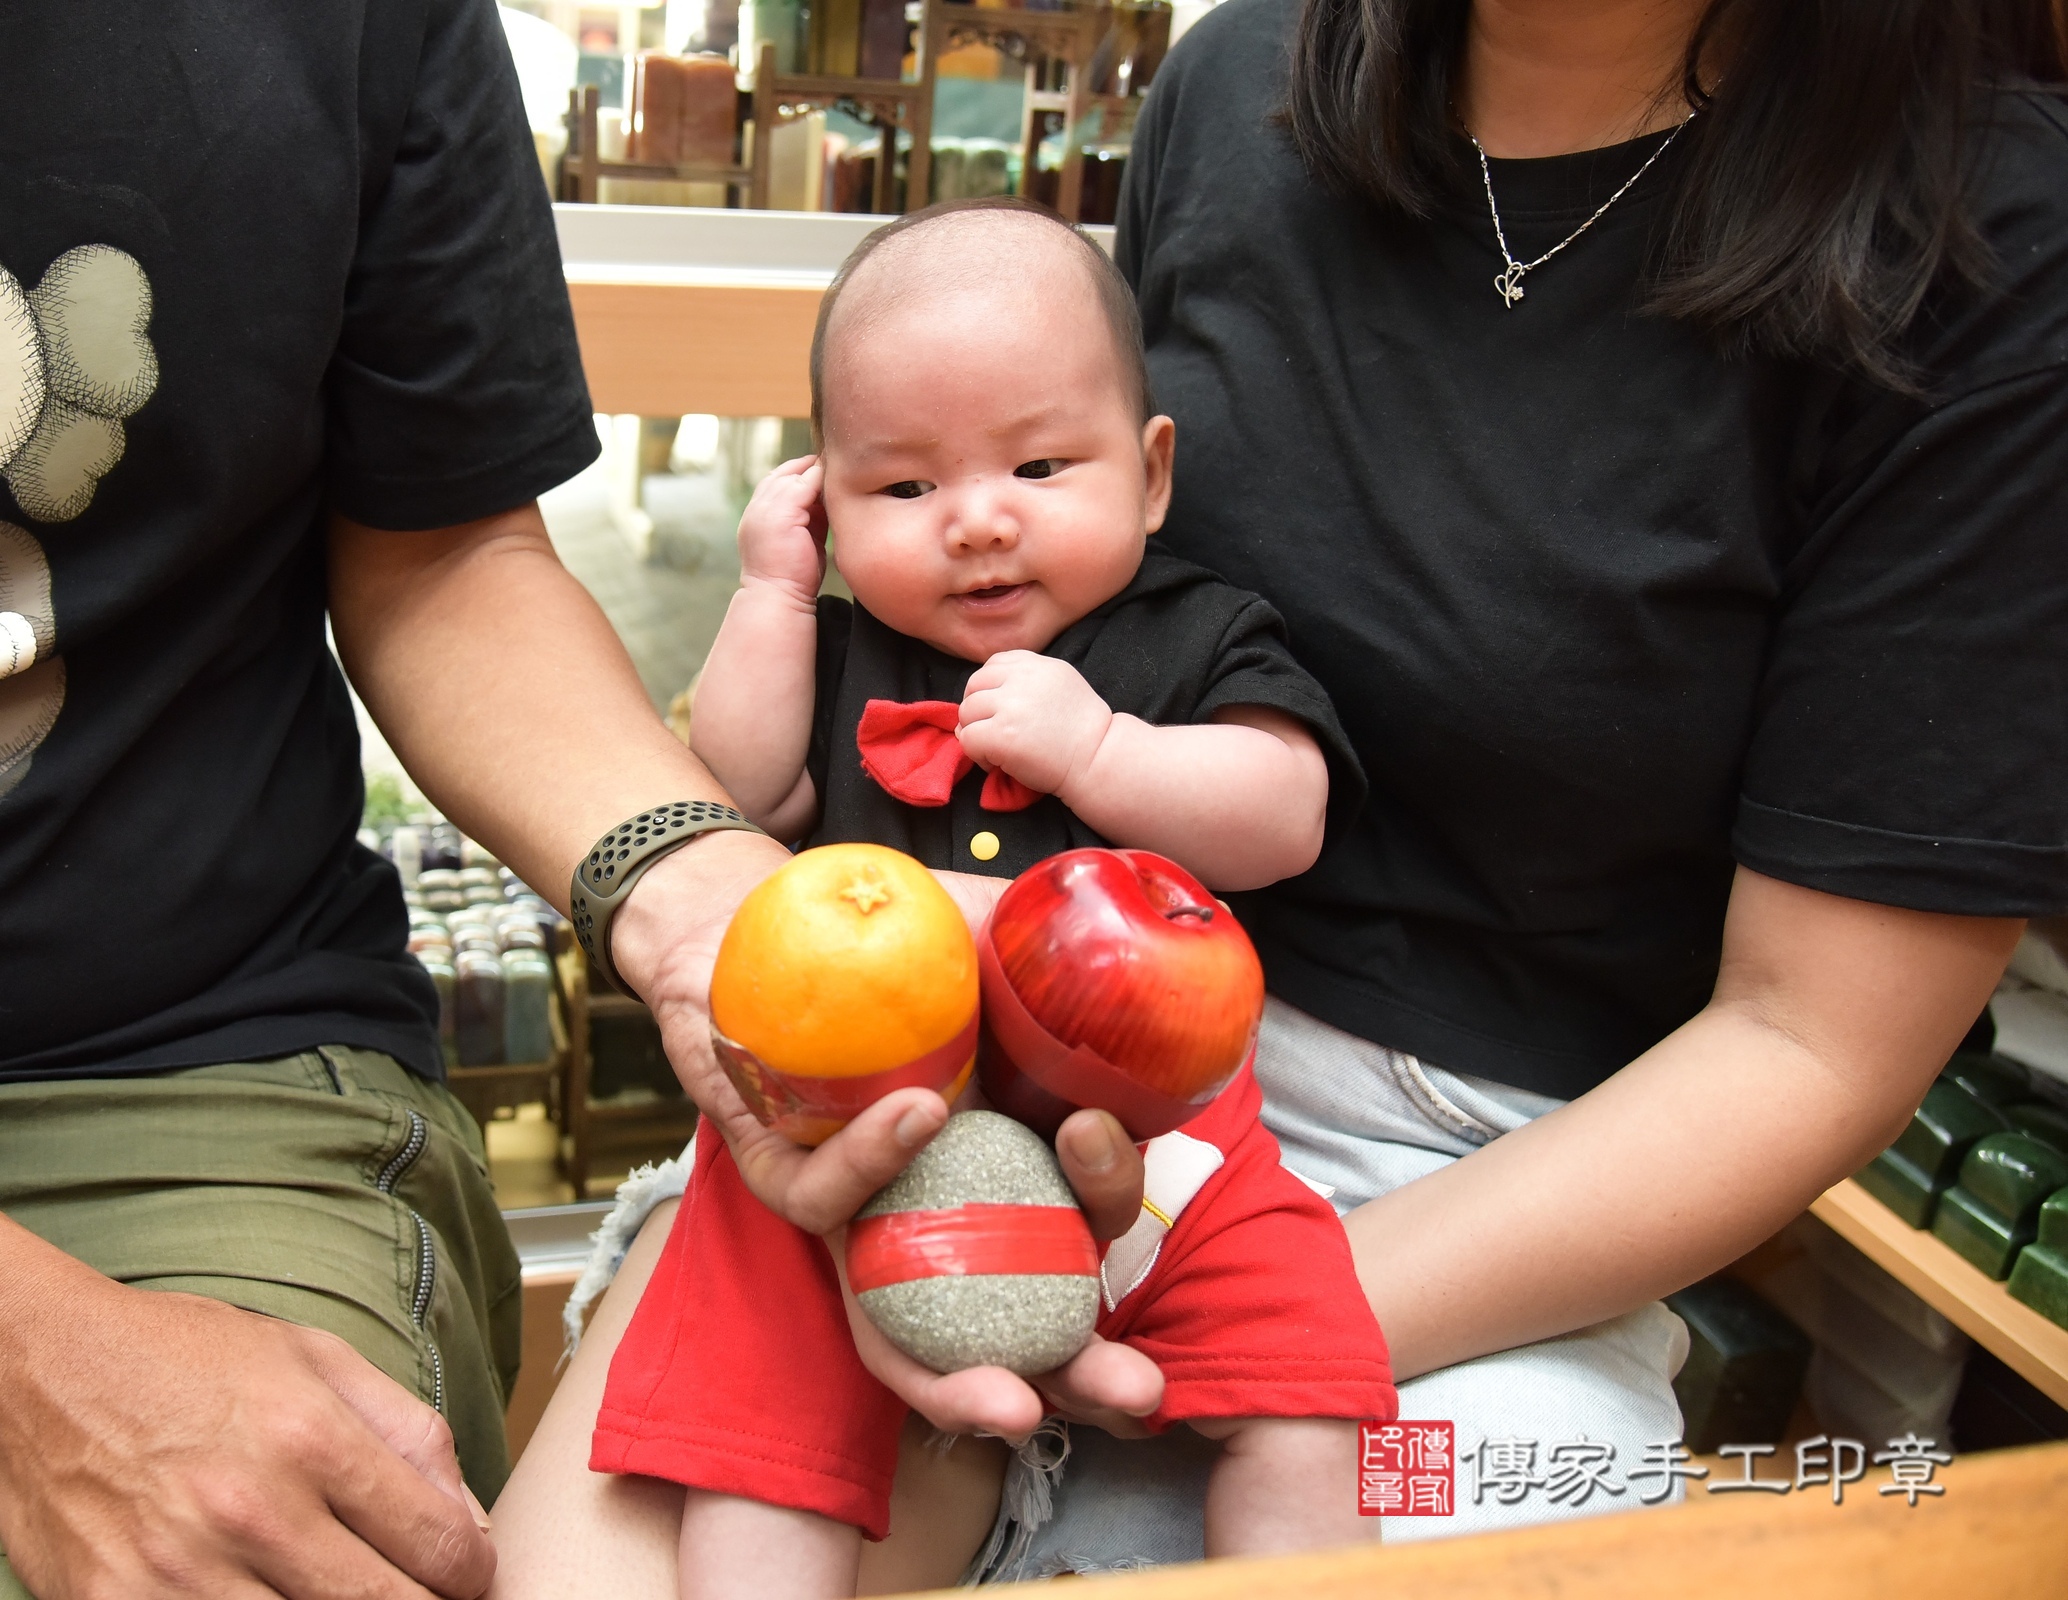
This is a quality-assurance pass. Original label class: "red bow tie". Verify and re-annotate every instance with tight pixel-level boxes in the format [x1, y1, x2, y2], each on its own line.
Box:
[857, 699, 1042, 812]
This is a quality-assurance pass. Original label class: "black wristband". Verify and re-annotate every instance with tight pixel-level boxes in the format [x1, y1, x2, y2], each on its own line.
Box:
[571, 801, 766, 996]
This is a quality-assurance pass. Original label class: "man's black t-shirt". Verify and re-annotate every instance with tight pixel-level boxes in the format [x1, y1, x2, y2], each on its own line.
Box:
[804, 544, 1363, 877]
[1121, 0, 2068, 1099]
[0, 1, 598, 1080]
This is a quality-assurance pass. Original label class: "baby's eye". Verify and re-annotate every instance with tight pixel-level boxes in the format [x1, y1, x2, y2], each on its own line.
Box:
[1014, 459, 1063, 480]
[882, 480, 932, 499]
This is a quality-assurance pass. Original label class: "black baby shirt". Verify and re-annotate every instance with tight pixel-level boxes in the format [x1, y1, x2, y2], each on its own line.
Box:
[804, 544, 1363, 878]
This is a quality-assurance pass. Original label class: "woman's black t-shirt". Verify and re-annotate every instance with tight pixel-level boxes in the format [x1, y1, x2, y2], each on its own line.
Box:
[1121, 0, 2068, 1099]
[804, 544, 1362, 877]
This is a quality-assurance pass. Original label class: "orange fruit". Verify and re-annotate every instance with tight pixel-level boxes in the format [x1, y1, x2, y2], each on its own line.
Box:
[711, 843, 978, 1079]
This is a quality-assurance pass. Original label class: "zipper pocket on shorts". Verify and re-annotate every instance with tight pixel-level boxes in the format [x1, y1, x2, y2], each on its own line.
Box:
[378, 1109, 445, 1413]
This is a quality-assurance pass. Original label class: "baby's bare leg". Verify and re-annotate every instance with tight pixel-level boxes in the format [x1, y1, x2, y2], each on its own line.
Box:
[1192, 1416, 1377, 1558]
[678, 1493, 860, 1600]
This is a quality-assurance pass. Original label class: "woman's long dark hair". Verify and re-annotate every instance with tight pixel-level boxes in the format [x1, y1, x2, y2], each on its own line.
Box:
[1283, 0, 2067, 385]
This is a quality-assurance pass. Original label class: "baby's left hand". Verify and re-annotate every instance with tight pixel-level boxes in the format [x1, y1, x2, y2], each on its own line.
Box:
[957, 651, 1113, 801]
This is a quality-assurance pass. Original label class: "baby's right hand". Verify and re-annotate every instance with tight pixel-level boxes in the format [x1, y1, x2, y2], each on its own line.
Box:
[737, 454, 828, 601]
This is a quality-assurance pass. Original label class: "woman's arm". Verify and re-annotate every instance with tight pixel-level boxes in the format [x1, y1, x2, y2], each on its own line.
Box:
[687, 457, 827, 840]
[956, 651, 1329, 890]
[1347, 866, 2022, 1380]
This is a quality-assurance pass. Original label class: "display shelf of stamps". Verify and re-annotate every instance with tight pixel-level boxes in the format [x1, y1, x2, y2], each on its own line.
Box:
[555, 946, 701, 1197]
[1811, 1177, 2068, 1411]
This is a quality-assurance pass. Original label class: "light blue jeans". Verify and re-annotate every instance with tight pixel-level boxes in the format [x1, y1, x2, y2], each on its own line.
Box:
[975, 998, 1689, 1579]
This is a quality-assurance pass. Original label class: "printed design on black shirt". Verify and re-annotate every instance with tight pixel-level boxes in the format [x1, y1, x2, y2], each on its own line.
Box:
[0, 245, 158, 523]
[0, 520, 60, 799]
[0, 244, 155, 799]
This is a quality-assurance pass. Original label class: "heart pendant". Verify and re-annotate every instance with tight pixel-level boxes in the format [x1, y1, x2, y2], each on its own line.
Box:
[1494, 266, 1526, 308]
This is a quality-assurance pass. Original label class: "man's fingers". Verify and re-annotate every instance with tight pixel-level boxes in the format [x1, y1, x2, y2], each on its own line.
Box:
[933, 869, 1009, 933]
[763, 1089, 951, 1234]
[318, 1406, 497, 1599]
[296, 1329, 469, 1508]
[907, 1367, 1049, 1441]
[834, 1246, 1048, 1440]
[248, 1507, 446, 1600]
[1055, 1109, 1145, 1243]
[1031, 1335, 1165, 1434]
[662, 1000, 950, 1233]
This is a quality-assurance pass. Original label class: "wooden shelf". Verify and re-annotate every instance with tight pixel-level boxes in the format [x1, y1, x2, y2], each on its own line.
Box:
[584, 991, 650, 1020]
[899, 1441, 2068, 1599]
[764, 72, 923, 107]
[931, 0, 1096, 53]
[564, 275, 823, 416]
[578, 159, 751, 184]
[1811, 1176, 2068, 1409]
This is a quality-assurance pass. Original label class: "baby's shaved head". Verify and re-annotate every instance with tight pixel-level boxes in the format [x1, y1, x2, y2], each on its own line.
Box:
[809, 198, 1151, 442]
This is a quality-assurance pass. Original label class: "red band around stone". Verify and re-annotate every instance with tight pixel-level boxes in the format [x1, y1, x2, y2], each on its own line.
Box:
[846, 1203, 1099, 1293]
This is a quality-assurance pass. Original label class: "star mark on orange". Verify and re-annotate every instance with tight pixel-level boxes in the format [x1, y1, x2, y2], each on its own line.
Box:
[839, 875, 894, 914]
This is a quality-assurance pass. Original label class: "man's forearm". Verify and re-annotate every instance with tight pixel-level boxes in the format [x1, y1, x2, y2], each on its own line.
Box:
[329, 505, 729, 916]
[1344, 869, 2020, 1380]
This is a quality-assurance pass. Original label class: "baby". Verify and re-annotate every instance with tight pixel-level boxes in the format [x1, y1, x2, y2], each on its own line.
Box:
[593, 199, 1393, 1596]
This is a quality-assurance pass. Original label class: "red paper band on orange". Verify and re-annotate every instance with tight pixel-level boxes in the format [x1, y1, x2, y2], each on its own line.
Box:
[713, 1011, 979, 1146]
[846, 1203, 1099, 1294]
[976, 926, 1246, 1141]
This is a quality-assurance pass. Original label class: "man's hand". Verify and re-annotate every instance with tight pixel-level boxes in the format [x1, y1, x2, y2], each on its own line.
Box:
[736, 456, 828, 603]
[957, 652, 1113, 802]
[609, 830, 950, 1234]
[612, 842, 1038, 1237]
[615, 844, 1164, 1433]
[0, 1223, 494, 1599]
[833, 1109, 1164, 1442]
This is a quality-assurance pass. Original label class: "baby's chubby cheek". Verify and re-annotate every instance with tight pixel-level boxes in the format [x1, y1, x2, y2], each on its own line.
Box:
[825, 526, 939, 634]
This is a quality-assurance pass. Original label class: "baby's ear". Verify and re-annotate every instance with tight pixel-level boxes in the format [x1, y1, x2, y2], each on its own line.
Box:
[1141, 414, 1177, 532]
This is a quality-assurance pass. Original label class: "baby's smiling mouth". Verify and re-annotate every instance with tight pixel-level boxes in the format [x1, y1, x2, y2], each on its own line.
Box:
[954, 582, 1030, 609]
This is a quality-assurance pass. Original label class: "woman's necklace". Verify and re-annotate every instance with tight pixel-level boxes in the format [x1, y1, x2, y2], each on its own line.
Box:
[1467, 117, 1692, 309]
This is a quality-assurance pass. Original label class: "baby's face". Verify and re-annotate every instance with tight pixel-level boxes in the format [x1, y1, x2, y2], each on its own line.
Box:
[818, 254, 1173, 663]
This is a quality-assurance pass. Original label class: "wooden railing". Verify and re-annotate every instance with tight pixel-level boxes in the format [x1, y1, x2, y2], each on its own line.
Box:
[917, 1440, 2068, 1599]
[556, 203, 1114, 418]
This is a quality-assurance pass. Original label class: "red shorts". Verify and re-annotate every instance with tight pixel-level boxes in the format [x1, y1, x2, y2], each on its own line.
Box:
[592, 1068, 1394, 1539]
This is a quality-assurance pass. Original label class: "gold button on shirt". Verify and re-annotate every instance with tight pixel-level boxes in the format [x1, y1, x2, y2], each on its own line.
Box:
[969, 830, 1001, 862]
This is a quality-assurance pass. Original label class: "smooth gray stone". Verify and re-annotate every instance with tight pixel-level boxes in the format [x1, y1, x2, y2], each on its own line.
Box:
[855, 1110, 1097, 1373]
[860, 1273, 1101, 1376]
[859, 1109, 1078, 1217]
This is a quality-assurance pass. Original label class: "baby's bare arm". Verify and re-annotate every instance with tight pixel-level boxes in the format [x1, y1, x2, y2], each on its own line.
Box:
[1191, 1416, 1376, 1557]
[956, 652, 1328, 891]
[1067, 707, 1328, 890]
[690, 458, 825, 841]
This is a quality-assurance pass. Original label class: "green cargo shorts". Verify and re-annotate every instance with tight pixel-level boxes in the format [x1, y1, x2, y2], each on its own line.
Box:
[0, 1047, 521, 1596]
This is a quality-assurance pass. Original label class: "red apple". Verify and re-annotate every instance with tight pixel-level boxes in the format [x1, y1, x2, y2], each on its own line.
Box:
[978, 848, 1264, 1140]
